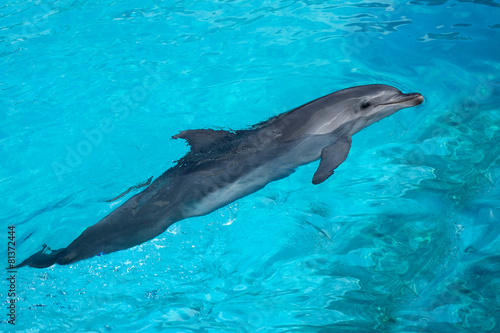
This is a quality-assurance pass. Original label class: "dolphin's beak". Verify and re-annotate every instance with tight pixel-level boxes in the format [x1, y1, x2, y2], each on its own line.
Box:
[402, 92, 424, 105]
[382, 92, 424, 107]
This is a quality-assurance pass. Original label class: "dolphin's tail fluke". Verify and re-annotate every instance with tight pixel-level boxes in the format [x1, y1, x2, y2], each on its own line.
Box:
[15, 245, 68, 269]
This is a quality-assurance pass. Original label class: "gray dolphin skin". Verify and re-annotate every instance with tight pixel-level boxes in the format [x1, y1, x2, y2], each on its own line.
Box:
[17, 84, 423, 268]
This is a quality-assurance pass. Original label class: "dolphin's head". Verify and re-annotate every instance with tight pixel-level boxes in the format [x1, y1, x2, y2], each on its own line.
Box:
[301, 84, 423, 137]
[350, 84, 422, 121]
[276, 84, 423, 142]
[330, 84, 424, 134]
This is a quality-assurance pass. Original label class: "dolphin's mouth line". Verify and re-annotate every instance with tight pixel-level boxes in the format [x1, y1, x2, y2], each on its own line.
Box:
[378, 94, 423, 106]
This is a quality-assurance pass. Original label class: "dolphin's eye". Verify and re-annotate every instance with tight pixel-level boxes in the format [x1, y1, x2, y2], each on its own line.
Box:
[361, 100, 371, 109]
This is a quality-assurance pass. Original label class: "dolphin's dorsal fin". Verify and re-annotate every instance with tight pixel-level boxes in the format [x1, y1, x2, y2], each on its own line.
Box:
[173, 129, 234, 152]
[312, 137, 352, 185]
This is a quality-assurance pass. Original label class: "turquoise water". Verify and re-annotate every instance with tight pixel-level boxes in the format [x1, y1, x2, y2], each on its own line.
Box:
[1, 0, 500, 331]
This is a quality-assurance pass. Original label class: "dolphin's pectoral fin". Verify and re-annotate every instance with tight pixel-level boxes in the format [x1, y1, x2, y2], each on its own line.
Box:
[172, 129, 235, 152]
[312, 137, 352, 185]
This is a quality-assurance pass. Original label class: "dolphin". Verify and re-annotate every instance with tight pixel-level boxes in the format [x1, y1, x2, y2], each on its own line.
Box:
[17, 84, 423, 268]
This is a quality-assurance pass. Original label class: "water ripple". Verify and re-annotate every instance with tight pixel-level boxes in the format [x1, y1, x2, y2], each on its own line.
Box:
[2, 0, 500, 331]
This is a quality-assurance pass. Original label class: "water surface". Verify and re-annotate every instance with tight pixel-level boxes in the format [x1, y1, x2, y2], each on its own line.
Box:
[1, 0, 499, 332]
